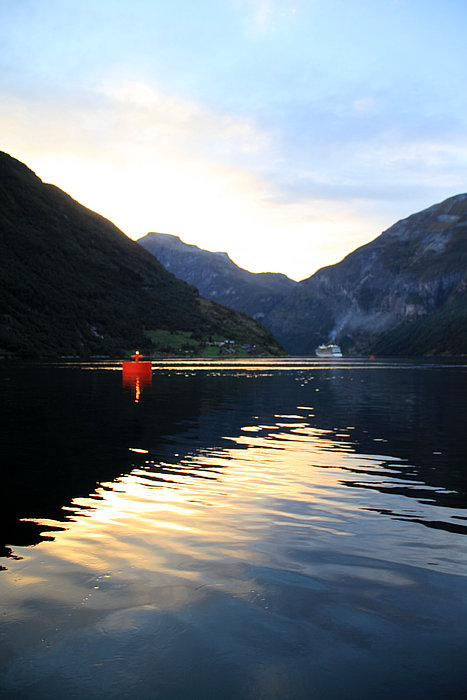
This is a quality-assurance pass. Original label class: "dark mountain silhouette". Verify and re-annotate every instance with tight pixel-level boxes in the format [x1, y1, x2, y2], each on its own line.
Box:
[0, 152, 282, 357]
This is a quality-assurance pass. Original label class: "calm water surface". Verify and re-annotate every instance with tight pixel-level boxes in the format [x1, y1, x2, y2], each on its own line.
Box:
[1, 358, 467, 698]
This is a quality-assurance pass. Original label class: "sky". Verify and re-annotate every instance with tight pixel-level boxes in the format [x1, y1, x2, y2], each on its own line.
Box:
[1, 0, 466, 281]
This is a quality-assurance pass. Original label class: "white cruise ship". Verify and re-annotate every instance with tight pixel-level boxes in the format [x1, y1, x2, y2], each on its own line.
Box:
[315, 343, 342, 358]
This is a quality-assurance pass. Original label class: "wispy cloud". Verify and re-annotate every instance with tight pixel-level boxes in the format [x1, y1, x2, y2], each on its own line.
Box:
[236, 0, 301, 34]
[352, 97, 376, 113]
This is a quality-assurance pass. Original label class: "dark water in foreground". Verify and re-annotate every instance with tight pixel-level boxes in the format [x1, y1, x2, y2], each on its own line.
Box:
[1, 358, 466, 699]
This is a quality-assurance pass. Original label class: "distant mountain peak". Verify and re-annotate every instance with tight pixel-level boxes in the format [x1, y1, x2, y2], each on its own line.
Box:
[144, 232, 232, 262]
[213, 250, 231, 261]
[138, 231, 298, 320]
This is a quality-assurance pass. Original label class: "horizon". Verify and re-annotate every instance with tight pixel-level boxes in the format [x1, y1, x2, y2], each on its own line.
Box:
[1, 0, 466, 280]
[5, 146, 466, 284]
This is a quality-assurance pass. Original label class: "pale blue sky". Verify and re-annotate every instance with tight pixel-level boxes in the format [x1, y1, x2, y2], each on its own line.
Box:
[1, 0, 466, 279]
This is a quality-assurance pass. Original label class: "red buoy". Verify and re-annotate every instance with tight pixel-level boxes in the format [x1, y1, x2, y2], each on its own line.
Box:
[122, 351, 152, 401]
[123, 351, 152, 374]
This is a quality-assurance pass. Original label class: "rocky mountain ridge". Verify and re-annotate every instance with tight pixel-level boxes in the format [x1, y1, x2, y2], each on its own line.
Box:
[137, 232, 298, 321]
[265, 193, 467, 354]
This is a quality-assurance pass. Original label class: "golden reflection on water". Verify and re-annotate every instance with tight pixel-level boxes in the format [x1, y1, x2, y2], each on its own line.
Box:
[7, 417, 373, 591]
[3, 399, 463, 631]
[71, 357, 403, 374]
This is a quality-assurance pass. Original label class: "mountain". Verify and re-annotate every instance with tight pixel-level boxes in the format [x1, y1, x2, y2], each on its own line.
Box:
[137, 232, 298, 321]
[0, 152, 282, 357]
[138, 197, 467, 356]
[264, 194, 467, 355]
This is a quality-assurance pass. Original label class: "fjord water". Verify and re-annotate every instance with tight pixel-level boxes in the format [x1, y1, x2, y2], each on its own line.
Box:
[1, 358, 466, 699]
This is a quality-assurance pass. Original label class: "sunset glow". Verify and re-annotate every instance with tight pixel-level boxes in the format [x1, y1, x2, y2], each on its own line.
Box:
[1, 1, 466, 279]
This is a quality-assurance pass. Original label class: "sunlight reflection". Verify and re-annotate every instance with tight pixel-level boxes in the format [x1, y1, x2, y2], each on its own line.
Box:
[6, 438, 266, 575]
[35, 420, 371, 578]
[2, 389, 466, 651]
